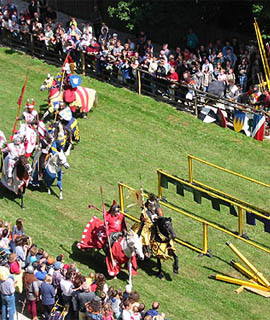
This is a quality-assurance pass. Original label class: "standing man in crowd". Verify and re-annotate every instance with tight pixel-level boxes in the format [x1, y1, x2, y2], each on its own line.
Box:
[0, 267, 16, 320]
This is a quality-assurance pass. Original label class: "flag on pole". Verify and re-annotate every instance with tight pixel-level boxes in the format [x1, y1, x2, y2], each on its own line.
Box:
[17, 75, 28, 106]
[252, 113, 265, 141]
[11, 75, 28, 139]
[102, 199, 109, 238]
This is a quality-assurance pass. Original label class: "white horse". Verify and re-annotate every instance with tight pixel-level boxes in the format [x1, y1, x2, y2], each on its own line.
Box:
[1, 155, 32, 209]
[32, 149, 69, 200]
[77, 217, 144, 287]
[104, 230, 144, 286]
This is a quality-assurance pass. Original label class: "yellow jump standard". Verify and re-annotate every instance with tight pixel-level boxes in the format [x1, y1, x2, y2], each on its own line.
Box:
[226, 241, 270, 288]
[210, 274, 270, 292]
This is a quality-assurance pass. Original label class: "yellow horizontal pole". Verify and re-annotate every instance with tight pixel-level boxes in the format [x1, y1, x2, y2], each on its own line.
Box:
[227, 242, 270, 287]
[158, 169, 270, 220]
[188, 154, 270, 188]
[193, 179, 270, 217]
[213, 274, 270, 292]
[231, 260, 266, 286]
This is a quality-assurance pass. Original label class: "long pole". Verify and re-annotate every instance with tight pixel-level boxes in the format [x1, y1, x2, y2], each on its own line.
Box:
[11, 75, 28, 139]
[100, 186, 115, 267]
[59, 51, 70, 93]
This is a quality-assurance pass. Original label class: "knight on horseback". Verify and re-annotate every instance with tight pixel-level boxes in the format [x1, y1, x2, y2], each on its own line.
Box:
[36, 130, 54, 180]
[134, 194, 163, 257]
[19, 99, 39, 129]
[1, 135, 25, 186]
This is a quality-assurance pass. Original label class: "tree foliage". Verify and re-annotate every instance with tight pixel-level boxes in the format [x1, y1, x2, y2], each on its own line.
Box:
[108, 0, 151, 31]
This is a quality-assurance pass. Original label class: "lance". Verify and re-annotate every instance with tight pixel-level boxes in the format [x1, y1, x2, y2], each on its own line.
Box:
[59, 51, 71, 93]
[11, 75, 28, 140]
[100, 186, 116, 267]
[137, 174, 147, 237]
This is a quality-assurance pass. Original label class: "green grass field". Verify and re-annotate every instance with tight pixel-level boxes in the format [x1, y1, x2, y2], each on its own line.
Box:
[1, 47, 270, 320]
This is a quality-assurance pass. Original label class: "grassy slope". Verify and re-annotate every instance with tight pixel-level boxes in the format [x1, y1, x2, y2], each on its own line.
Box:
[0, 47, 270, 319]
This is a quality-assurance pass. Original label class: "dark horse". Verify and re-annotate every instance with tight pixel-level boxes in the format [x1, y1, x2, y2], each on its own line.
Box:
[151, 217, 179, 279]
[1, 155, 31, 209]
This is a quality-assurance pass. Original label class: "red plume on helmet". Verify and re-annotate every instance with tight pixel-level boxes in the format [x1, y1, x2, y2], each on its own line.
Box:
[26, 98, 35, 108]
[108, 200, 120, 213]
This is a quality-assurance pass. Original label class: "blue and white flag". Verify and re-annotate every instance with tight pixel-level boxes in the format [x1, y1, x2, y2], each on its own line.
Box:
[69, 75, 82, 88]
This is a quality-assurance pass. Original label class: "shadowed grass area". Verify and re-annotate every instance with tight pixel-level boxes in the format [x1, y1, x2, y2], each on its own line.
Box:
[0, 47, 270, 320]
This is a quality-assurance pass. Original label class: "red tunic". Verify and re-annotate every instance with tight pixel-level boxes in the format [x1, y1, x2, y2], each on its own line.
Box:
[105, 212, 124, 235]
[105, 239, 138, 277]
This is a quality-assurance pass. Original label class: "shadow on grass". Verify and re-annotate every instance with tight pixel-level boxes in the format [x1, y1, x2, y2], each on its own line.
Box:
[28, 182, 61, 200]
[0, 184, 22, 209]
[4, 48, 23, 55]
[138, 258, 173, 281]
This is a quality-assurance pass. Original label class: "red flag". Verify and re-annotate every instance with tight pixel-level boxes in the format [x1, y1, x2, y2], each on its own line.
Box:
[17, 75, 28, 106]
[11, 75, 28, 140]
[103, 200, 109, 238]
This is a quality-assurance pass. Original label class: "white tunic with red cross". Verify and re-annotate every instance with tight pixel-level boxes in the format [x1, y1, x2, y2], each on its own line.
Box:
[22, 110, 38, 125]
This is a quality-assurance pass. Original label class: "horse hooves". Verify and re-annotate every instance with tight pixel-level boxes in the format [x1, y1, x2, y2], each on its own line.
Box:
[59, 196, 63, 200]
[157, 272, 164, 279]
[173, 270, 179, 275]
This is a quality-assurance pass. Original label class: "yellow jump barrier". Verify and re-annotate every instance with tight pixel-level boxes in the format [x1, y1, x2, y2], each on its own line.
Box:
[226, 241, 270, 288]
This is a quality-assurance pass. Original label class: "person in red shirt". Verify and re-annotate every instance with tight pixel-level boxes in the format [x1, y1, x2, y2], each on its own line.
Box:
[166, 67, 179, 100]
[105, 201, 127, 236]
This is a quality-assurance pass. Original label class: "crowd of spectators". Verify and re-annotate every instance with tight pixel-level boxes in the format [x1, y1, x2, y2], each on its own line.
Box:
[0, 0, 266, 106]
[0, 217, 168, 320]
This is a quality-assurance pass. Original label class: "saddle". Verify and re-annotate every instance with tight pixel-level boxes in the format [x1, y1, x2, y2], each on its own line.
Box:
[103, 232, 123, 254]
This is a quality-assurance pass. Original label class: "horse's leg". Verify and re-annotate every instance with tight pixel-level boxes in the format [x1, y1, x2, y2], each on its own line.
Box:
[48, 187, 51, 195]
[20, 186, 25, 210]
[171, 250, 179, 274]
[57, 171, 63, 200]
[157, 258, 164, 279]
[128, 258, 132, 288]
[59, 189, 63, 200]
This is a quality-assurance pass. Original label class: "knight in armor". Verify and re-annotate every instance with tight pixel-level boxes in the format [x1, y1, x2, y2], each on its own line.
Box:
[105, 201, 127, 238]
[143, 193, 163, 222]
[20, 99, 39, 129]
[133, 194, 163, 257]
[1, 135, 25, 185]
[37, 131, 54, 179]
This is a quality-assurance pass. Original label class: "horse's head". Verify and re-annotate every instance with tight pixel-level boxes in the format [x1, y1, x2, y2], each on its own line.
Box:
[40, 74, 55, 91]
[156, 217, 176, 240]
[57, 150, 70, 169]
[17, 155, 32, 180]
[125, 230, 144, 260]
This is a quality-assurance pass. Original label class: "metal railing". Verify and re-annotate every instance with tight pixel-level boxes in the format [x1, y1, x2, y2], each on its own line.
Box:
[187, 154, 270, 215]
[157, 169, 270, 254]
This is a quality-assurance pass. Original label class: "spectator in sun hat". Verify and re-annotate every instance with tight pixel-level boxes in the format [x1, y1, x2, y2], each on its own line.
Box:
[8, 253, 21, 275]
[0, 266, 16, 320]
